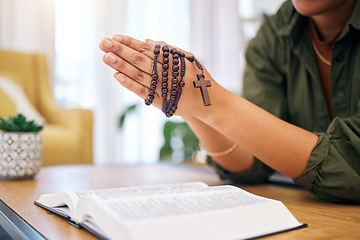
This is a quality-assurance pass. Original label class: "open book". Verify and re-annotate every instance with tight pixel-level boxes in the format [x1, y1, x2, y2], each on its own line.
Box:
[34, 182, 306, 240]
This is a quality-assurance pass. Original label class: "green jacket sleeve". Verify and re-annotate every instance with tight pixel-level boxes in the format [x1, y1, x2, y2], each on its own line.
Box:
[294, 113, 360, 203]
[207, 156, 275, 184]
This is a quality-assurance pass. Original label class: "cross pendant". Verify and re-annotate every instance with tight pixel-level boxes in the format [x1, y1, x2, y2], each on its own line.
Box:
[193, 74, 211, 106]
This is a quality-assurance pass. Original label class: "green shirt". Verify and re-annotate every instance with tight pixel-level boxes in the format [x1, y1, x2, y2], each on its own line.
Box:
[210, 0, 360, 203]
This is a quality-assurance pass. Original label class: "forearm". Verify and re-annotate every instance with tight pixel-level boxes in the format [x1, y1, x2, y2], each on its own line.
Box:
[196, 85, 319, 178]
[184, 116, 254, 173]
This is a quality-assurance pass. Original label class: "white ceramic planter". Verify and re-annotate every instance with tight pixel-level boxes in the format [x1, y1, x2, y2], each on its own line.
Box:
[0, 132, 42, 180]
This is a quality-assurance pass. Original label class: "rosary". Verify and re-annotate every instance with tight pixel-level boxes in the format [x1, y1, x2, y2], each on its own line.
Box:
[144, 44, 211, 117]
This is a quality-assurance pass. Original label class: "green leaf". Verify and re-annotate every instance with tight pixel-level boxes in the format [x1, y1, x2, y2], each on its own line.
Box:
[0, 113, 44, 132]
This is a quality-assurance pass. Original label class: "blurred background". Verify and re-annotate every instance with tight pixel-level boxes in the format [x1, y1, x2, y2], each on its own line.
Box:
[0, 0, 284, 165]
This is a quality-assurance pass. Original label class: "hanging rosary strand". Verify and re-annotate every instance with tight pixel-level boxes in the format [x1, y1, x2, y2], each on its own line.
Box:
[146, 44, 211, 117]
[145, 44, 161, 106]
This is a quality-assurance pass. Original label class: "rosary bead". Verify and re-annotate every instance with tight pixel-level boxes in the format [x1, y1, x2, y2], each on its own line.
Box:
[162, 71, 168, 77]
[172, 78, 178, 84]
[172, 65, 179, 71]
[172, 59, 179, 65]
[162, 88, 168, 93]
[163, 52, 170, 58]
[150, 84, 156, 90]
[152, 74, 158, 80]
[149, 89, 155, 95]
[166, 112, 173, 118]
[170, 48, 177, 54]
[171, 89, 177, 95]
[162, 45, 169, 52]
[173, 53, 179, 59]
[154, 48, 160, 54]
[171, 105, 177, 111]
[162, 76, 168, 82]
[172, 83, 177, 89]
[187, 56, 195, 62]
[172, 71, 179, 77]
[162, 63, 169, 70]
[144, 99, 152, 105]
[162, 93, 167, 99]
[163, 57, 169, 64]
[179, 51, 185, 58]
[147, 94, 154, 100]
[169, 109, 175, 114]
[170, 95, 176, 100]
[151, 80, 157, 85]
[179, 81, 185, 87]
[162, 82, 168, 88]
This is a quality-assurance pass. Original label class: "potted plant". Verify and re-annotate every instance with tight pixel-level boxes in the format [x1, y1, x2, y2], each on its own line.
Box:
[0, 113, 43, 180]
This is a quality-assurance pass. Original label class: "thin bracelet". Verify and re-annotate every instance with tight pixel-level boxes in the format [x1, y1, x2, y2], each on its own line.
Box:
[199, 142, 238, 157]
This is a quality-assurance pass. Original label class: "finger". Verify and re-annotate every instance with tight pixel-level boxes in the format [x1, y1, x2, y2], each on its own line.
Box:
[112, 35, 193, 62]
[100, 38, 161, 75]
[114, 72, 162, 109]
[103, 52, 155, 85]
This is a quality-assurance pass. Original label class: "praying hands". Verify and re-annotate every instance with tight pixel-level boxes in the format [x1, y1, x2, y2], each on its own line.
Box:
[99, 35, 219, 119]
[99, 35, 318, 180]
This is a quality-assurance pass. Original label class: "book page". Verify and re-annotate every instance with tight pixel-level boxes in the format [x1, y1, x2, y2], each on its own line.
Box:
[35, 182, 209, 219]
[83, 185, 270, 222]
[74, 182, 209, 199]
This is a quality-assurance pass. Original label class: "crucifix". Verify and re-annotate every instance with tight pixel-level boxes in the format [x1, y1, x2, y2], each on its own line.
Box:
[193, 74, 211, 106]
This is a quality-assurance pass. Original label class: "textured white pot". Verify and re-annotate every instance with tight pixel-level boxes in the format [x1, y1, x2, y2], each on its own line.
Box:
[0, 132, 42, 180]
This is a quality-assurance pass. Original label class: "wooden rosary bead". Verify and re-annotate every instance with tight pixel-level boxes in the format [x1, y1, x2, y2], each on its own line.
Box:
[154, 47, 160, 54]
[150, 84, 156, 90]
[163, 63, 169, 70]
[152, 74, 158, 80]
[172, 83, 177, 89]
[162, 82, 168, 88]
[173, 53, 179, 59]
[172, 71, 179, 77]
[162, 88, 168, 93]
[172, 65, 179, 71]
[170, 48, 177, 54]
[145, 99, 152, 105]
[163, 51, 170, 58]
[162, 77, 168, 82]
[162, 93, 167, 99]
[172, 78, 178, 84]
[163, 57, 169, 64]
[179, 51, 185, 58]
[162, 45, 169, 52]
[170, 94, 176, 100]
[162, 71, 168, 77]
[147, 94, 154, 100]
[187, 56, 195, 62]
[151, 80, 157, 85]
[172, 59, 179, 65]
[179, 81, 185, 87]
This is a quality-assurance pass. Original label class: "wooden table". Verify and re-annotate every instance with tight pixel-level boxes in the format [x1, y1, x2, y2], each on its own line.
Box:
[0, 163, 359, 239]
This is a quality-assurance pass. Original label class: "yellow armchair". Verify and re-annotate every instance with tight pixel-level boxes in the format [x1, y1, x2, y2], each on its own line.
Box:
[0, 49, 93, 166]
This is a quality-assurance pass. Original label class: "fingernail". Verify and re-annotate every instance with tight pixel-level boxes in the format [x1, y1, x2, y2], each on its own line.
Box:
[113, 72, 120, 78]
[106, 53, 116, 63]
[116, 74, 125, 83]
[113, 35, 122, 42]
[145, 39, 155, 44]
[103, 39, 113, 48]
